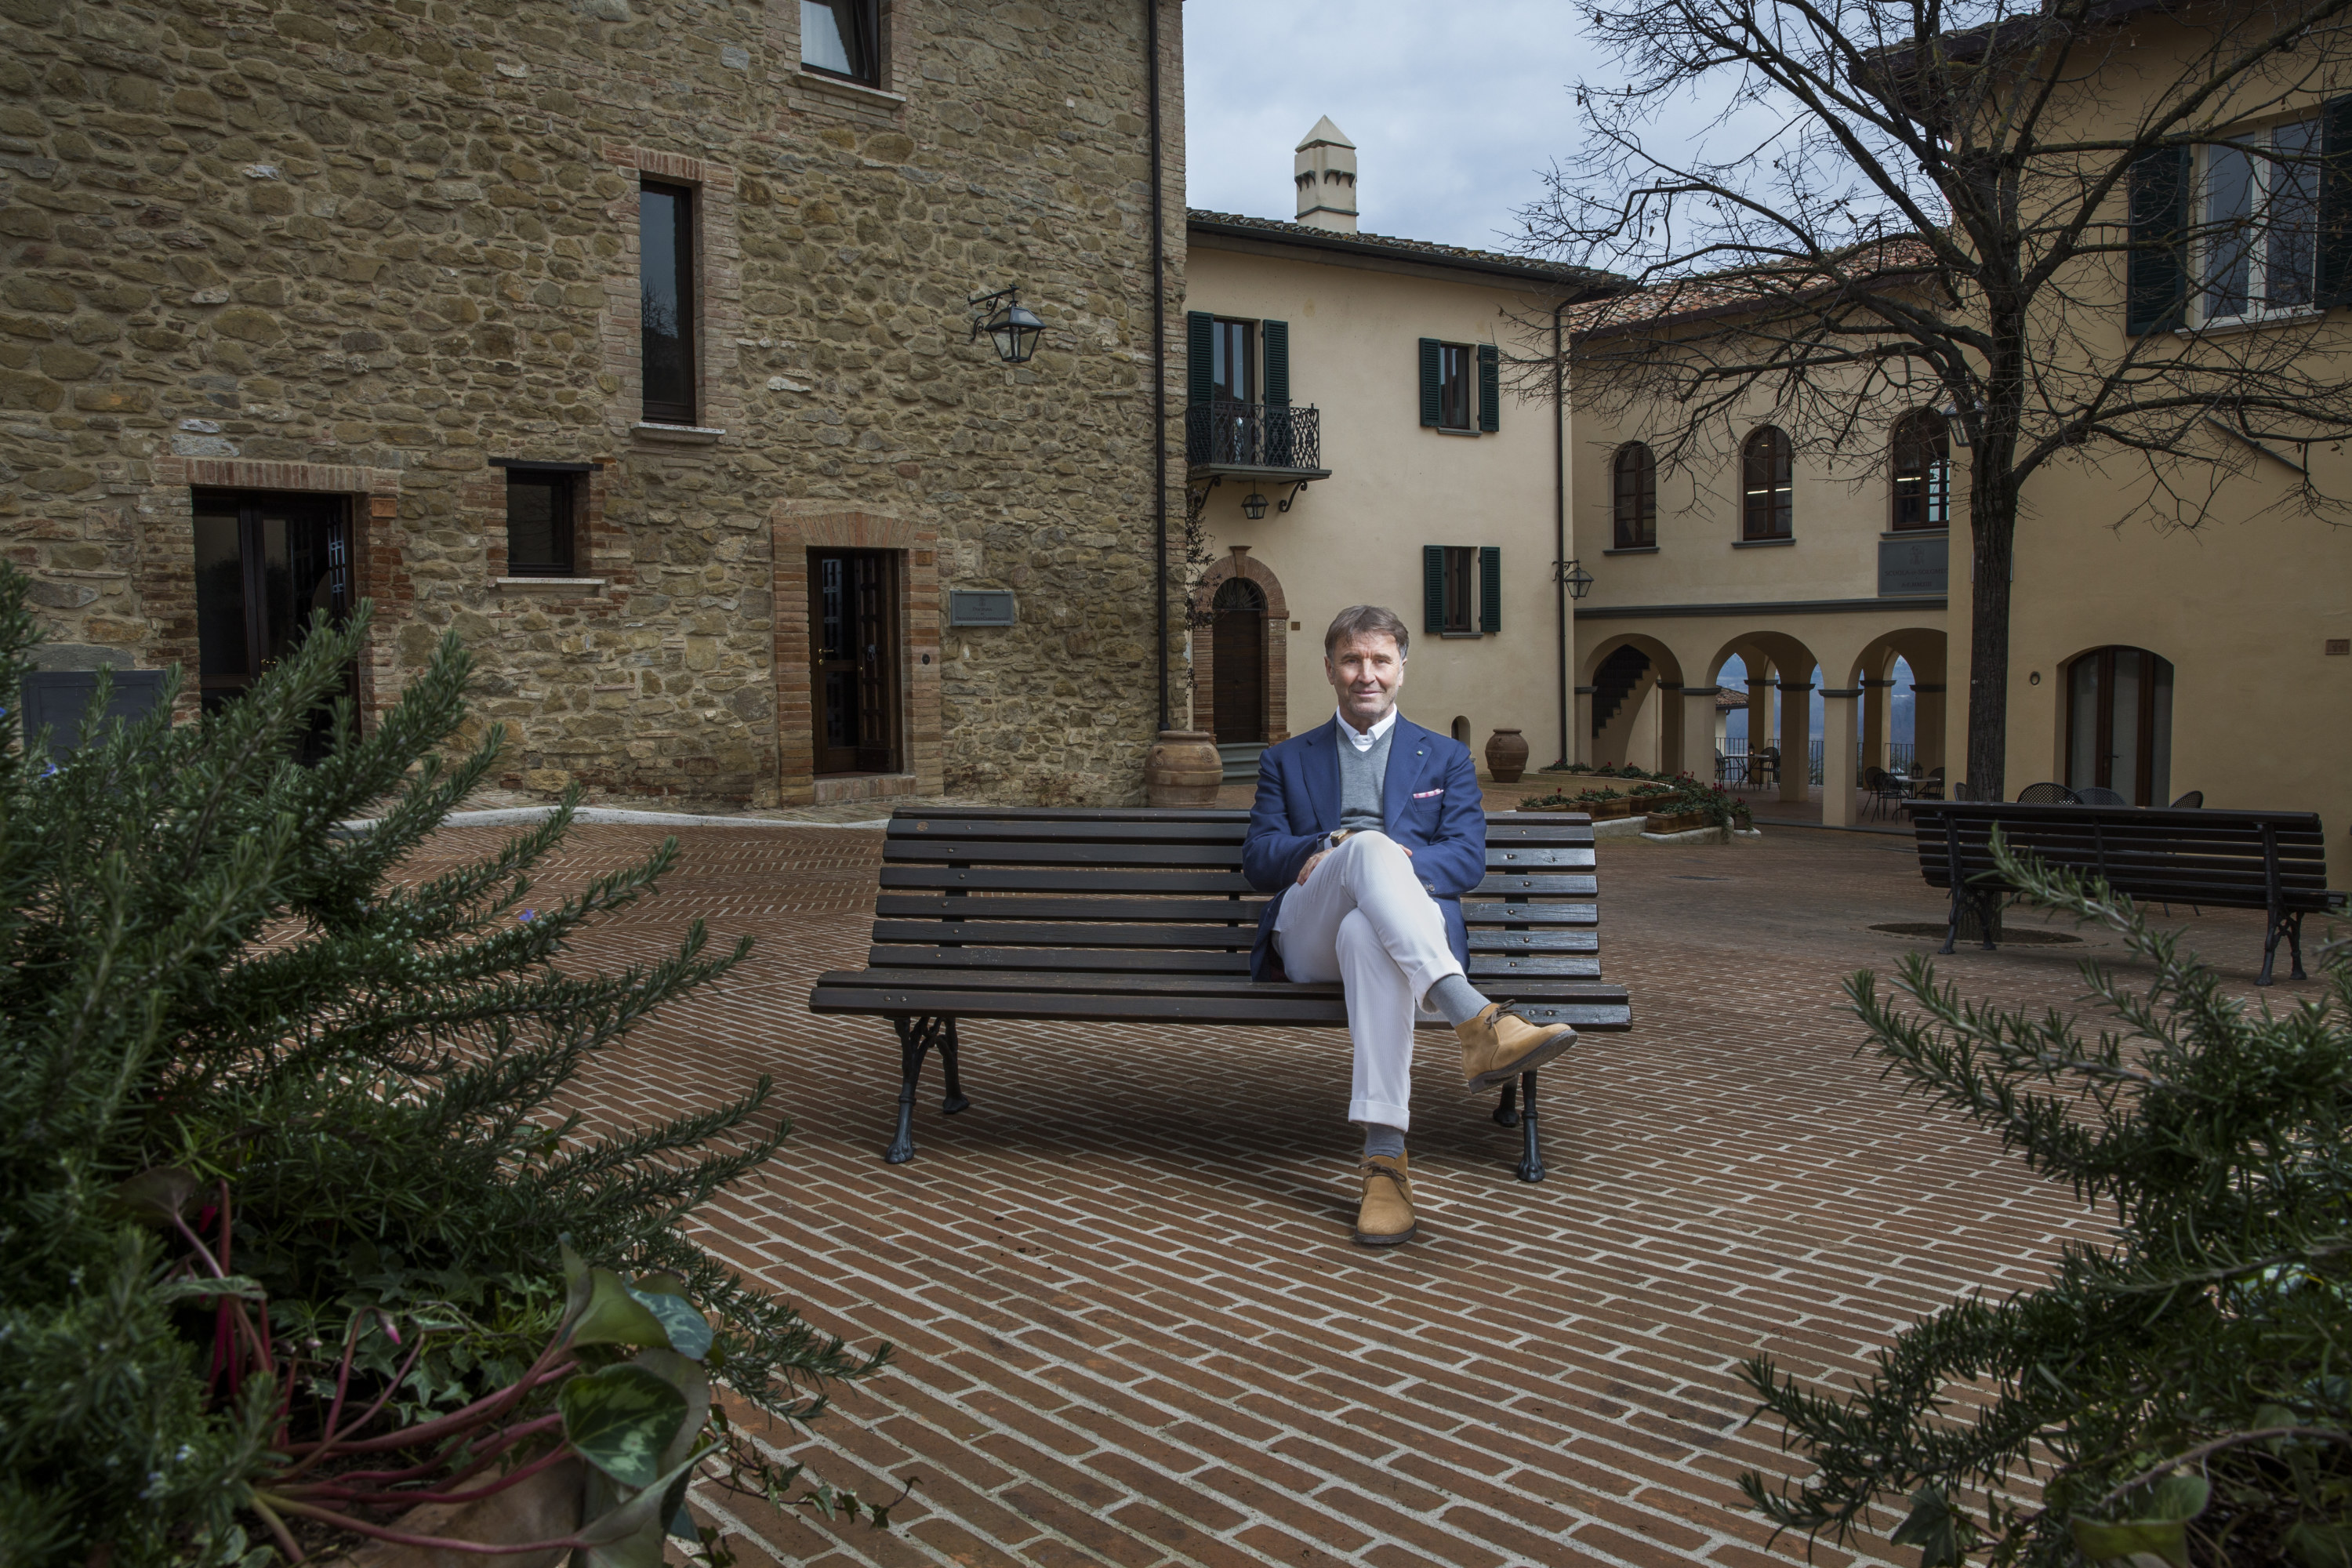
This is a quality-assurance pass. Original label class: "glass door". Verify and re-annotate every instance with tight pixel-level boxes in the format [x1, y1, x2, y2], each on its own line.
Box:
[2065, 645, 2174, 805]
[808, 549, 901, 775]
[191, 489, 352, 750]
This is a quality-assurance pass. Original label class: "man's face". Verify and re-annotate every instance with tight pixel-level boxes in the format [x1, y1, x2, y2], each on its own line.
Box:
[1326, 631, 1405, 731]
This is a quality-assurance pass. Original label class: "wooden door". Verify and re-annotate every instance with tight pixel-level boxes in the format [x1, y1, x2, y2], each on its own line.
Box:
[810, 549, 901, 775]
[1210, 578, 1265, 744]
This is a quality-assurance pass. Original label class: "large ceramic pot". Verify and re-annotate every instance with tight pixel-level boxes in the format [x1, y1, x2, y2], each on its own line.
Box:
[1145, 729, 1221, 807]
[1484, 728, 1529, 784]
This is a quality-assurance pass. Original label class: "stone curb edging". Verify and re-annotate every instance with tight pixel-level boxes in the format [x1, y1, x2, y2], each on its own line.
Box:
[1640, 826, 1766, 845]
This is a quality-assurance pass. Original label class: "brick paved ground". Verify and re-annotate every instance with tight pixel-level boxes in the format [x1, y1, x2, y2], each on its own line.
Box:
[406, 818, 2332, 1568]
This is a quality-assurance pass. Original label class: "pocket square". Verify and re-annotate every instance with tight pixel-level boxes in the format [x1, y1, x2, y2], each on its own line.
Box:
[1412, 788, 1444, 799]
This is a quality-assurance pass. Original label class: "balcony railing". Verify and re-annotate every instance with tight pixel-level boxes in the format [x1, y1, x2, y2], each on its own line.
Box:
[1185, 401, 1323, 473]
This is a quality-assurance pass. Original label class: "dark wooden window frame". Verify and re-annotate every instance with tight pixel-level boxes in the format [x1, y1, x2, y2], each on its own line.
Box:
[1441, 544, 1476, 633]
[2064, 644, 2175, 806]
[1740, 425, 1794, 541]
[502, 465, 581, 577]
[1612, 441, 1657, 548]
[1436, 342, 1472, 430]
[800, 0, 883, 86]
[1889, 410, 1951, 532]
[639, 180, 698, 426]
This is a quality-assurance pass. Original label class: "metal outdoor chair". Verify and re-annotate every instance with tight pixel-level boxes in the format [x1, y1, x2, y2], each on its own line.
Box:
[1910, 766, 1947, 801]
[2170, 790, 2204, 808]
[1751, 746, 1780, 787]
[2074, 786, 2131, 807]
[1861, 766, 1907, 821]
[2016, 782, 2080, 805]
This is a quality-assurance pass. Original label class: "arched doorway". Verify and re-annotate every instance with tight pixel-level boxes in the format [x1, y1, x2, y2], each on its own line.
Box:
[1211, 578, 1267, 744]
[2065, 645, 2173, 804]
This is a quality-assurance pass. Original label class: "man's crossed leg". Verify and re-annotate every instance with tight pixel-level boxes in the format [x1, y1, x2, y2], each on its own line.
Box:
[1274, 830, 1578, 1245]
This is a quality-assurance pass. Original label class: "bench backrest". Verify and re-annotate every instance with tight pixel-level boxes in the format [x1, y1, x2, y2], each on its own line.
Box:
[1907, 802, 2332, 912]
[873, 806, 1608, 986]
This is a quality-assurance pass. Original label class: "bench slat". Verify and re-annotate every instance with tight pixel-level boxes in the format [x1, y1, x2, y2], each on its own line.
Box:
[884, 839, 1599, 870]
[869, 922, 1602, 953]
[880, 866, 1260, 894]
[811, 981, 1632, 1029]
[855, 946, 1604, 978]
[873, 894, 1599, 926]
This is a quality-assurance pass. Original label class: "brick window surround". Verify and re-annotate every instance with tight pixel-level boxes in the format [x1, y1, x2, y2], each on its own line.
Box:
[145, 456, 408, 725]
[601, 145, 744, 440]
[773, 505, 942, 803]
[1191, 549, 1290, 742]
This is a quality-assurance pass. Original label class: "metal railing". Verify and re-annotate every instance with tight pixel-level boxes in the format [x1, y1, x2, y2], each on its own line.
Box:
[1715, 739, 1918, 787]
[1185, 401, 1323, 471]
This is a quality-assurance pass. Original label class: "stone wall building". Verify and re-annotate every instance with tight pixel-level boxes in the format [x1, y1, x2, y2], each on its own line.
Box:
[0, 0, 1187, 806]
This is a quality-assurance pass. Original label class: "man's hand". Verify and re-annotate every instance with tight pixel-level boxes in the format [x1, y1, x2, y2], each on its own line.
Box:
[1296, 848, 1330, 886]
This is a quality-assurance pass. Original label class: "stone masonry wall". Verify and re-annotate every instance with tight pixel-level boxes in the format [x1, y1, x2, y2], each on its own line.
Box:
[0, 0, 1186, 804]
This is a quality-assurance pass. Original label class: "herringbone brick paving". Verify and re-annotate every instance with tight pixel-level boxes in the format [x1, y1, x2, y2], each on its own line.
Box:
[405, 819, 2330, 1567]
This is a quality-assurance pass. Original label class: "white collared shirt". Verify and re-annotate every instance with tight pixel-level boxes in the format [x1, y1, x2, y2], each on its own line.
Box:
[1336, 706, 1399, 753]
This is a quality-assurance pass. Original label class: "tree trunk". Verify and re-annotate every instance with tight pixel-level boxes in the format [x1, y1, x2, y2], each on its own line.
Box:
[1965, 466, 2015, 805]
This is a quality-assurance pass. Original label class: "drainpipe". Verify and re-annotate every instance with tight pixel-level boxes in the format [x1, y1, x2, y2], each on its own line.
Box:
[1147, 0, 1169, 732]
[1552, 297, 1568, 768]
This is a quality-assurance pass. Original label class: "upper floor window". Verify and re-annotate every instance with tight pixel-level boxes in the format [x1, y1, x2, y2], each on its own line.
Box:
[639, 181, 696, 425]
[1423, 544, 1501, 635]
[1417, 339, 1500, 433]
[1740, 425, 1792, 540]
[506, 469, 578, 577]
[1612, 441, 1657, 548]
[1889, 411, 1951, 531]
[2198, 117, 2321, 324]
[1209, 317, 1254, 403]
[802, 0, 880, 85]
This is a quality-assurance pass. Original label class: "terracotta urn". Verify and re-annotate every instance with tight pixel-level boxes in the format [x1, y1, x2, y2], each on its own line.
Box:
[1145, 729, 1221, 807]
[1484, 728, 1529, 784]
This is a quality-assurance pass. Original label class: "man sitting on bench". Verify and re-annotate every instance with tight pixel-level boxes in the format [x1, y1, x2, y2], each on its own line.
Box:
[1243, 605, 1581, 1247]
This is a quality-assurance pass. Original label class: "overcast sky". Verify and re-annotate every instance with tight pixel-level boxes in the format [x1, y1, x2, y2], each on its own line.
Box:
[1181, 0, 1589, 253]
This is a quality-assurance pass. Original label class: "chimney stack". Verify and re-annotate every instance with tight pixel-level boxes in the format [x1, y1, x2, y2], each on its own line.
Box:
[1294, 116, 1358, 233]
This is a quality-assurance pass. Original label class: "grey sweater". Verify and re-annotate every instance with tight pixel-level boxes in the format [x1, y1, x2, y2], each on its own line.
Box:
[1335, 721, 1394, 837]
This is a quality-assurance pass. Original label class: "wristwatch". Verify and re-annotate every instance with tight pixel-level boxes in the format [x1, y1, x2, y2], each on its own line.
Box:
[1326, 829, 1352, 849]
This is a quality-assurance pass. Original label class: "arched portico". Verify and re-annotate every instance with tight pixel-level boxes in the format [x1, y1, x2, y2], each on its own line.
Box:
[1581, 632, 1685, 773]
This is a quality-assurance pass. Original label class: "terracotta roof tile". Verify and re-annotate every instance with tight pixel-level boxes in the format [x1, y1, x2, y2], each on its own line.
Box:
[1185, 209, 1624, 292]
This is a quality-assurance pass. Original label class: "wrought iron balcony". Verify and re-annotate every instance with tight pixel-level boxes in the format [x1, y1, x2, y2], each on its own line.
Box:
[1184, 401, 1330, 478]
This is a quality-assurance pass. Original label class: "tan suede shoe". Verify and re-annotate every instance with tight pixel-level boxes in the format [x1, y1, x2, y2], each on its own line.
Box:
[1354, 1153, 1416, 1247]
[1457, 1003, 1579, 1091]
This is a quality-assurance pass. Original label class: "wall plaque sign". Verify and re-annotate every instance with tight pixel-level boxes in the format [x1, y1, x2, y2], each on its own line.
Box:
[1878, 536, 1948, 597]
[947, 589, 1018, 626]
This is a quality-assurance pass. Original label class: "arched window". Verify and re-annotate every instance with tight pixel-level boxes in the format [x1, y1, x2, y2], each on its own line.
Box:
[1740, 426, 1793, 540]
[1889, 410, 1951, 531]
[2065, 645, 2174, 806]
[1611, 441, 1657, 549]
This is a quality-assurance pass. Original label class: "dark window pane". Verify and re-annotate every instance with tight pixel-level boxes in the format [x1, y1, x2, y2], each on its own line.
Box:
[1613, 441, 1655, 547]
[2267, 118, 2319, 310]
[1443, 545, 1475, 632]
[194, 508, 249, 678]
[506, 473, 574, 575]
[1438, 344, 1469, 428]
[2202, 143, 2255, 319]
[1889, 412, 1950, 530]
[641, 183, 696, 423]
[801, 0, 877, 83]
[1743, 426, 1793, 539]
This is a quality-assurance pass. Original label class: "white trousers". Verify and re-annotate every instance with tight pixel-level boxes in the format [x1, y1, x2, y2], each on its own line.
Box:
[1272, 830, 1464, 1131]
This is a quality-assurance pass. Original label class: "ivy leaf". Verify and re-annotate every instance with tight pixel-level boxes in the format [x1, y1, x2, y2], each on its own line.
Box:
[107, 1167, 200, 1226]
[627, 1285, 713, 1361]
[2287, 1521, 2352, 1568]
[559, 1363, 688, 1491]
[567, 1267, 670, 1351]
[1889, 1486, 1973, 1568]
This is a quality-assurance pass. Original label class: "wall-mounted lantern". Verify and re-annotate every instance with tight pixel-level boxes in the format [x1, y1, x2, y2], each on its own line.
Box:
[1240, 491, 1269, 521]
[969, 285, 1044, 364]
[1558, 558, 1594, 599]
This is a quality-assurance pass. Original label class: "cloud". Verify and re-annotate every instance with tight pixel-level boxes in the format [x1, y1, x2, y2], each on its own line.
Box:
[1181, 0, 1586, 252]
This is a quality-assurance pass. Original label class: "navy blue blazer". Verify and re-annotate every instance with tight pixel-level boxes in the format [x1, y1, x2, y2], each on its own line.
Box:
[1240, 714, 1486, 982]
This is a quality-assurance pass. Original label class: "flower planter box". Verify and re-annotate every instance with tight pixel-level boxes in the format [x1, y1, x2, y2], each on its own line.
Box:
[1643, 810, 1711, 835]
[1586, 798, 1636, 820]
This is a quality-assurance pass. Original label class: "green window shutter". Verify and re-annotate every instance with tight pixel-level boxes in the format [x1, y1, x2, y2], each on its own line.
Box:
[2125, 147, 2189, 335]
[1261, 320, 1289, 405]
[1423, 545, 1446, 632]
[1417, 338, 1441, 426]
[1476, 343, 1500, 433]
[2321, 96, 2352, 307]
[1186, 311, 1214, 406]
[1479, 546, 1501, 633]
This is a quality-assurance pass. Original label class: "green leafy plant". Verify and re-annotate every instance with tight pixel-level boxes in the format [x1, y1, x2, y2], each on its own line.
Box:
[1740, 830, 2352, 1566]
[0, 566, 895, 1566]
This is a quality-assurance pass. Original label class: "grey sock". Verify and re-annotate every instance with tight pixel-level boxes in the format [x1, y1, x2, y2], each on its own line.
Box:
[1426, 972, 1490, 1028]
[1360, 1123, 1406, 1160]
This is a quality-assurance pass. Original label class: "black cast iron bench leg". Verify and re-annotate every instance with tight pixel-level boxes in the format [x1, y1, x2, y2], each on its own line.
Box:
[939, 1016, 971, 1114]
[884, 1014, 950, 1164]
[1515, 1069, 1547, 1183]
[1493, 1081, 1520, 1127]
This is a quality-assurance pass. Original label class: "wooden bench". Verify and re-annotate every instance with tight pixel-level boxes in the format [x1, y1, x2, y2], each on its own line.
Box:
[1906, 801, 2343, 983]
[809, 806, 1632, 1181]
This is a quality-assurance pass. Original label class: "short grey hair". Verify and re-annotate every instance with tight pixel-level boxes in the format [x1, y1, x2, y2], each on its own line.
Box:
[1323, 604, 1410, 660]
